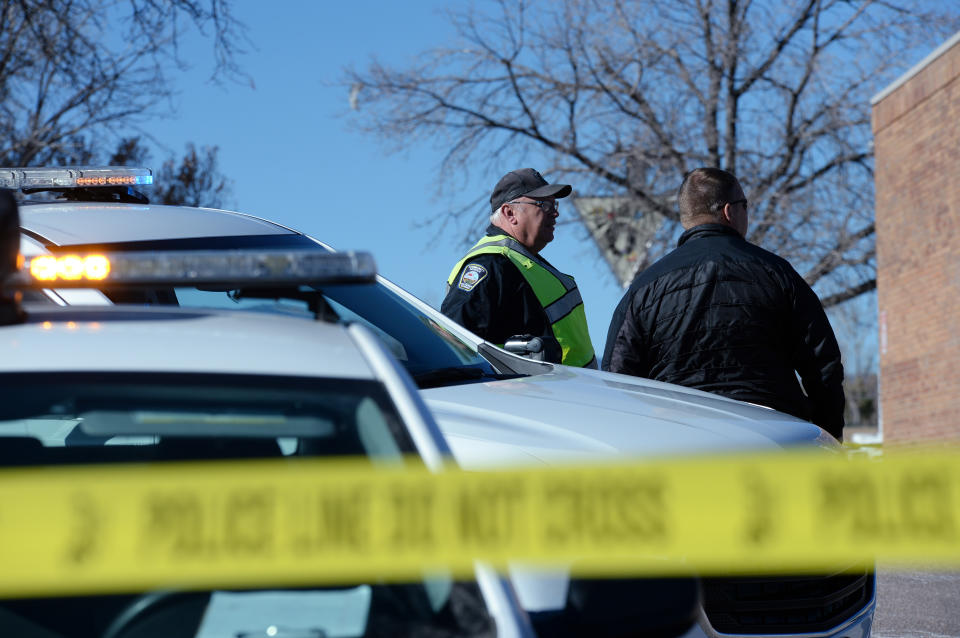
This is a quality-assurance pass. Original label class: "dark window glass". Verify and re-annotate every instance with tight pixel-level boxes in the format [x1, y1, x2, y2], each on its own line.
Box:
[0, 372, 416, 464]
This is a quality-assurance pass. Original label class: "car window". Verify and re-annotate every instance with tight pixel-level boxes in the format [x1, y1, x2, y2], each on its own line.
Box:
[0, 372, 415, 464]
[174, 286, 410, 362]
[170, 283, 493, 378]
[320, 282, 483, 373]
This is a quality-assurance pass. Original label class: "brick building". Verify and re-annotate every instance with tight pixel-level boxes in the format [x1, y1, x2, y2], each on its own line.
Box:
[872, 31, 960, 444]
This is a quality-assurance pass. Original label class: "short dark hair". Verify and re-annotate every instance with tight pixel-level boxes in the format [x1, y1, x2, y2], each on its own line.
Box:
[677, 167, 740, 225]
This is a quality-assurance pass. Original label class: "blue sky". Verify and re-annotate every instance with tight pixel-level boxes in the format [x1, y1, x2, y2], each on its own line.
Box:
[145, 1, 628, 354]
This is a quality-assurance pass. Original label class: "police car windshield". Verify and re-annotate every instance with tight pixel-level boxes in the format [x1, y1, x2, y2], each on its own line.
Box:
[171, 282, 495, 381]
[54, 235, 499, 382]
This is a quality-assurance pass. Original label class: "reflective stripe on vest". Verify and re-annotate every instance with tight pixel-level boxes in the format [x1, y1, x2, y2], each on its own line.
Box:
[447, 234, 596, 368]
[543, 287, 583, 324]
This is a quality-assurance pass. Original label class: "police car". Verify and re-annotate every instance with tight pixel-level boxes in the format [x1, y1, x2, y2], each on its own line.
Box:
[9, 167, 875, 638]
[0, 202, 535, 637]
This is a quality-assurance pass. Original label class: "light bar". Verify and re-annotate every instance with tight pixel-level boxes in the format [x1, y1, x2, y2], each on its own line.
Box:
[0, 167, 153, 190]
[8, 250, 376, 288]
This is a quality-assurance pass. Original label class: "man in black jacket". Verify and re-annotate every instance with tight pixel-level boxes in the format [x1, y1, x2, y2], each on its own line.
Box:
[602, 167, 845, 439]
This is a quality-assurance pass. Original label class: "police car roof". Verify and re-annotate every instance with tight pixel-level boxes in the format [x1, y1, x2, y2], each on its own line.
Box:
[20, 201, 294, 246]
[2, 304, 374, 379]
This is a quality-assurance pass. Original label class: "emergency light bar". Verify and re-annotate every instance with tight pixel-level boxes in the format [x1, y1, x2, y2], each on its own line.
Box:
[0, 167, 153, 191]
[7, 250, 377, 288]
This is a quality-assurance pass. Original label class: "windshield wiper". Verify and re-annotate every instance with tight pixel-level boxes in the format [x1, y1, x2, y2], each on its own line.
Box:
[412, 366, 497, 389]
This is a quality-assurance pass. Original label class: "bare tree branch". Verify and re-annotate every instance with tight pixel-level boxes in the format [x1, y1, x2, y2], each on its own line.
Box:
[345, 0, 960, 307]
[0, 0, 250, 167]
[821, 278, 876, 307]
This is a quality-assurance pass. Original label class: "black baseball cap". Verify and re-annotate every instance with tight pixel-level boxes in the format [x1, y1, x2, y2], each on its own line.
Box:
[490, 168, 572, 212]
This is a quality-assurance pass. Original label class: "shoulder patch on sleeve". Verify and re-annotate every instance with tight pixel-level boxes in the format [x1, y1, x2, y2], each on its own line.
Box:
[457, 263, 488, 291]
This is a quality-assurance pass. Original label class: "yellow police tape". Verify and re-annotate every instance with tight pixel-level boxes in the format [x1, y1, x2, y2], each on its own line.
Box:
[0, 449, 957, 597]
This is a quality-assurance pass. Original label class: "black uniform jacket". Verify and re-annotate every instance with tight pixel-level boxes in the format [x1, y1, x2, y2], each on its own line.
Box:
[441, 225, 552, 345]
[602, 224, 845, 439]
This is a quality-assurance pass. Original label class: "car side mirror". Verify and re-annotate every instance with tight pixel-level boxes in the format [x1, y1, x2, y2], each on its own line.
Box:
[503, 334, 562, 364]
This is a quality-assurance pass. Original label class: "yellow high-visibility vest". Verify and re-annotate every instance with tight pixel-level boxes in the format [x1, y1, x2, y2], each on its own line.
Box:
[447, 234, 596, 368]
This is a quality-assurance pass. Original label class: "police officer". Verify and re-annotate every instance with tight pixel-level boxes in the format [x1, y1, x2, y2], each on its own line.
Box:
[442, 168, 597, 368]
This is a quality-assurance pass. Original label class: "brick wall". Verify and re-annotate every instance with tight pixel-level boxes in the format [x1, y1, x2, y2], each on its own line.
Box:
[873, 37, 960, 443]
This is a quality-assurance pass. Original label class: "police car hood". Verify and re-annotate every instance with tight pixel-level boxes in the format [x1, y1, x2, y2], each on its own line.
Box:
[423, 365, 834, 469]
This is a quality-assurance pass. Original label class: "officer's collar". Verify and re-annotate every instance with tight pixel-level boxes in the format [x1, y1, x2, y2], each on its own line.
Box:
[485, 225, 528, 247]
[483, 225, 559, 268]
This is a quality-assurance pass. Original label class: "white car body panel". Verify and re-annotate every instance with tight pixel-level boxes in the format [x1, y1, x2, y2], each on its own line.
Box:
[426, 366, 832, 467]
[21, 202, 290, 243]
[2, 306, 374, 379]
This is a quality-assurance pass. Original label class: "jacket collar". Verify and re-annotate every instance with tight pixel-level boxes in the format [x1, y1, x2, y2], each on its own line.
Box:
[677, 223, 743, 247]
[482, 224, 559, 269]
[485, 225, 529, 250]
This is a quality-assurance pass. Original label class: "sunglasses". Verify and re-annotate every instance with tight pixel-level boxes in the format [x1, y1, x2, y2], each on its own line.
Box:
[507, 199, 559, 213]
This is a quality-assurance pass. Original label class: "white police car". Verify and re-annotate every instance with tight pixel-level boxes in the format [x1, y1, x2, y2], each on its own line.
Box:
[9, 167, 874, 638]
[0, 213, 535, 636]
